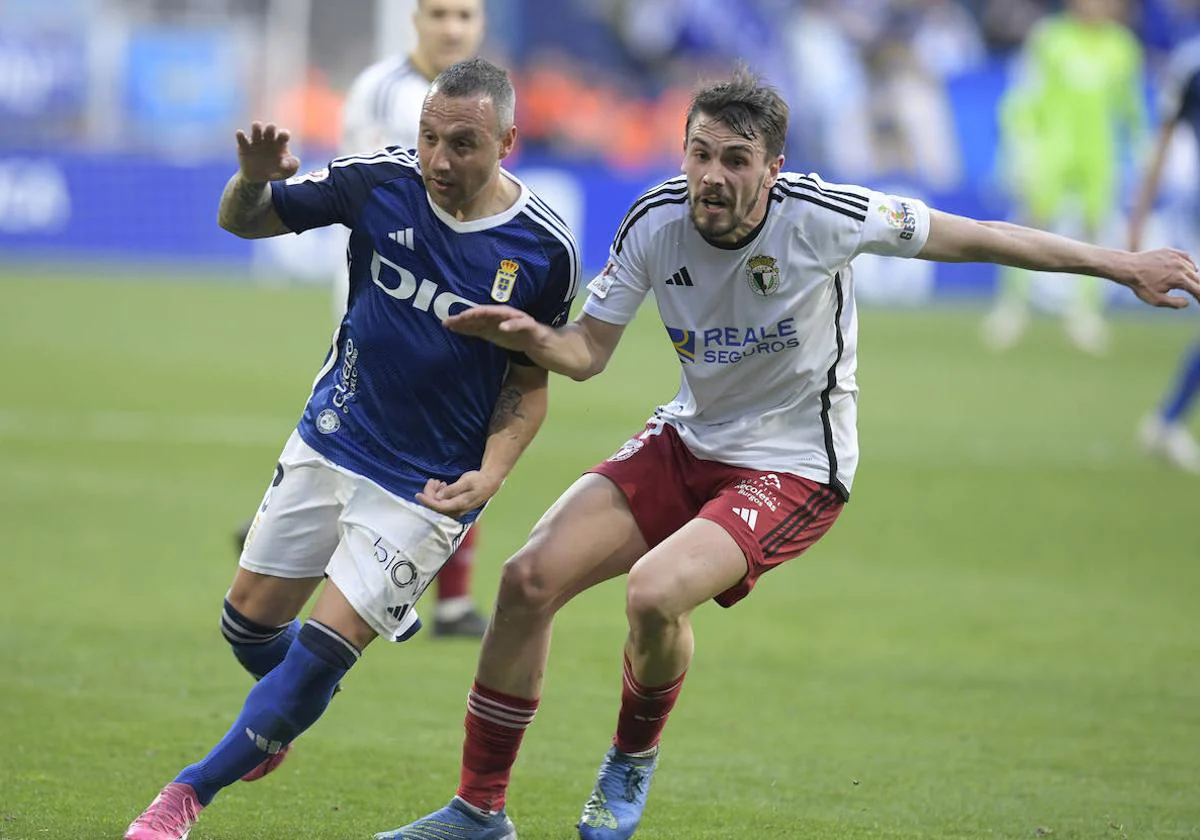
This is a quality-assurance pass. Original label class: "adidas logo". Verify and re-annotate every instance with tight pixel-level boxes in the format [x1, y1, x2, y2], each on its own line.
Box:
[388, 228, 415, 249]
[245, 727, 285, 755]
[732, 507, 759, 530]
[386, 604, 410, 622]
[664, 266, 694, 287]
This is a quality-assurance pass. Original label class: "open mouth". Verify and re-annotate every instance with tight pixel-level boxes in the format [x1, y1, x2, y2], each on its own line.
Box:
[699, 195, 727, 210]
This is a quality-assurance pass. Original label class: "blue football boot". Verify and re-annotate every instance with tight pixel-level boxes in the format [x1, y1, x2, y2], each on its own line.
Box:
[374, 796, 517, 840]
[577, 746, 659, 839]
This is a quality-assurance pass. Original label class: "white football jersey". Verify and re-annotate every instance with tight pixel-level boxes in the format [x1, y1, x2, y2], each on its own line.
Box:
[583, 172, 931, 497]
[340, 56, 431, 154]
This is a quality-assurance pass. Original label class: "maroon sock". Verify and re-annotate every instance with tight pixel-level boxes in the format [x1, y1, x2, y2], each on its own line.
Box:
[613, 654, 686, 754]
[457, 680, 537, 812]
[437, 527, 477, 601]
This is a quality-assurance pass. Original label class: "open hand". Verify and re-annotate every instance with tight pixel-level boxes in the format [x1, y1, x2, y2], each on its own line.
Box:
[415, 471, 502, 519]
[1125, 248, 1200, 309]
[235, 121, 300, 183]
[443, 305, 547, 352]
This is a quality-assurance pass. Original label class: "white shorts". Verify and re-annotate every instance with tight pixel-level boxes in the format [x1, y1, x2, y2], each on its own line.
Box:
[239, 431, 469, 642]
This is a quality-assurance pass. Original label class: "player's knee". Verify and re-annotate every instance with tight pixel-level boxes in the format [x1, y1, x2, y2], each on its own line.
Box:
[496, 547, 558, 615]
[625, 566, 681, 630]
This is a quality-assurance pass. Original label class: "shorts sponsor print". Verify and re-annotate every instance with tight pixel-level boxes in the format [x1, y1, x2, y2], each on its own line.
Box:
[239, 431, 467, 641]
[588, 421, 843, 606]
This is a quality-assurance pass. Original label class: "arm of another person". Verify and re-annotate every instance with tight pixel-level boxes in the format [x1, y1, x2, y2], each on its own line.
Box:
[1128, 116, 1178, 251]
[443, 307, 628, 382]
[415, 361, 550, 517]
[918, 209, 1200, 308]
[217, 122, 300, 239]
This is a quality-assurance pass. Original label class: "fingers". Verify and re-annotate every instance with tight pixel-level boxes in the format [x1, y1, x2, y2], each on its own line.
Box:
[239, 121, 292, 148]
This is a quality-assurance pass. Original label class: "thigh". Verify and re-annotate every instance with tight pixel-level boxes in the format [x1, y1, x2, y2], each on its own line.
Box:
[699, 471, 844, 607]
[239, 432, 342, 579]
[327, 477, 468, 643]
[509, 472, 651, 611]
[626, 518, 749, 618]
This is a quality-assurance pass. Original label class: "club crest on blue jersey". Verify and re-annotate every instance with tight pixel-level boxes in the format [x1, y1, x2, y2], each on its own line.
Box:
[491, 259, 519, 302]
[746, 255, 781, 296]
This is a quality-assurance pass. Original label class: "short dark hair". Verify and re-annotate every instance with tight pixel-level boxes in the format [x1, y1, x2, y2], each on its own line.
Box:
[685, 65, 789, 160]
[429, 57, 515, 133]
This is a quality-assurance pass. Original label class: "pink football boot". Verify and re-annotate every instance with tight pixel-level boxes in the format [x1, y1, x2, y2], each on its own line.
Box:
[124, 782, 202, 840]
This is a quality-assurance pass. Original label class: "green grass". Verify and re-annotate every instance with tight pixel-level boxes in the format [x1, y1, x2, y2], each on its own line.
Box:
[2, 273, 1199, 840]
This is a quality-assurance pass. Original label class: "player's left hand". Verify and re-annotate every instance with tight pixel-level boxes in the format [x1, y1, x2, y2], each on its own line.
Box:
[1124, 248, 1200, 309]
[415, 472, 502, 519]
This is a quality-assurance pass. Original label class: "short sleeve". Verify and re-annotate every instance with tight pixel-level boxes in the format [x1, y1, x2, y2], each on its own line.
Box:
[853, 192, 931, 259]
[270, 150, 414, 234]
[582, 212, 653, 326]
[270, 164, 352, 233]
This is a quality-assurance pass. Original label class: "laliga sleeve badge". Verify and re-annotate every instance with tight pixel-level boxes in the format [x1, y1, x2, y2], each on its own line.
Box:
[491, 259, 519, 302]
[587, 260, 617, 299]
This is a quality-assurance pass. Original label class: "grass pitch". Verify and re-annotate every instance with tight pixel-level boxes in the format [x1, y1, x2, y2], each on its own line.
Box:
[1, 273, 1198, 840]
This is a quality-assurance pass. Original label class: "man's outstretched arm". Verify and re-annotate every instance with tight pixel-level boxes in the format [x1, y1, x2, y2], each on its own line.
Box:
[444, 307, 627, 382]
[918, 209, 1200, 309]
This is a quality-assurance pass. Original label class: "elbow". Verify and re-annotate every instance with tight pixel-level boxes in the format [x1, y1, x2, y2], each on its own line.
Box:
[567, 359, 606, 382]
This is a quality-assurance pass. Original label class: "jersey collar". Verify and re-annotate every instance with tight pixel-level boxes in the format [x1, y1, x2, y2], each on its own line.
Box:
[425, 169, 530, 233]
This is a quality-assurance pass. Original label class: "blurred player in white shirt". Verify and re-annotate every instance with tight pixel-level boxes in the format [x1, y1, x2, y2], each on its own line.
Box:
[340, 0, 489, 637]
[381, 66, 1200, 840]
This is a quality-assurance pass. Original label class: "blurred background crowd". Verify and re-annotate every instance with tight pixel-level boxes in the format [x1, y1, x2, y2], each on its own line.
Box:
[5, 0, 1200, 295]
[5, 0, 1200, 171]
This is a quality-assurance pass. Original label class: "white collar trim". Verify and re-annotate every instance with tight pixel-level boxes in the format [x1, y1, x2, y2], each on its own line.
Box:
[425, 168, 528, 232]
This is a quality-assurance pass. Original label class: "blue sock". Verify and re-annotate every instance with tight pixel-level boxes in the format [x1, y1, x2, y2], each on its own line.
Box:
[221, 598, 300, 680]
[176, 621, 360, 805]
[1161, 341, 1200, 424]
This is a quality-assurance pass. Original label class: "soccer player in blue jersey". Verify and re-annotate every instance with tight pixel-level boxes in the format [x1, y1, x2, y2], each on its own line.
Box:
[235, 0, 494, 638]
[1129, 35, 1200, 473]
[123, 57, 580, 840]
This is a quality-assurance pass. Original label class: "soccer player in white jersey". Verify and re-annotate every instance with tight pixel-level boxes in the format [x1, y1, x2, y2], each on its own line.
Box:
[340, 0, 495, 637]
[123, 58, 580, 840]
[381, 68, 1200, 840]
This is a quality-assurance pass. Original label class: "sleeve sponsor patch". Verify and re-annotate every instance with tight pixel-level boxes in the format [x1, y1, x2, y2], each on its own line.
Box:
[587, 260, 617, 299]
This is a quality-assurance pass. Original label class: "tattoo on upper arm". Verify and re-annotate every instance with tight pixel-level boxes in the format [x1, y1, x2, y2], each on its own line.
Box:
[218, 175, 289, 238]
[488, 386, 526, 434]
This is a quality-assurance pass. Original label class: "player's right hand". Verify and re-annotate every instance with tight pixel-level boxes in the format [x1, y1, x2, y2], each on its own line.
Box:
[443, 305, 547, 352]
[235, 121, 300, 183]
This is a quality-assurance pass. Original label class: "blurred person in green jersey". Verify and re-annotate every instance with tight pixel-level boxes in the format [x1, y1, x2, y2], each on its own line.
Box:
[982, 0, 1146, 354]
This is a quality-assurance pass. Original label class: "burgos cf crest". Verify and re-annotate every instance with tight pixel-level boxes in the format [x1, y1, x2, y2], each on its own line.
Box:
[491, 259, 519, 302]
[746, 254, 781, 296]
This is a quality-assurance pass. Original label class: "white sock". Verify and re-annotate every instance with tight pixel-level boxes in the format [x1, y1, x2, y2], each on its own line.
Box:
[435, 596, 473, 621]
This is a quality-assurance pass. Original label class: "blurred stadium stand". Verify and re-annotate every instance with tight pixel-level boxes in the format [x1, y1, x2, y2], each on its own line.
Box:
[4, 0, 1200, 303]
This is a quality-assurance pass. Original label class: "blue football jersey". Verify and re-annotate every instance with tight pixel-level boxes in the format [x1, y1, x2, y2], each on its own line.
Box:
[270, 147, 580, 521]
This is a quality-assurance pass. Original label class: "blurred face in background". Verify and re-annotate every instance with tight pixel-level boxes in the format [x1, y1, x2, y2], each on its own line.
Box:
[418, 90, 515, 217]
[682, 111, 782, 245]
[413, 0, 486, 76]
[1069, 0, 1124, 24]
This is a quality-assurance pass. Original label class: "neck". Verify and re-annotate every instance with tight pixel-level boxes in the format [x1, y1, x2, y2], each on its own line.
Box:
[409, 51, 438, 82]
[449, 170, 520, 222]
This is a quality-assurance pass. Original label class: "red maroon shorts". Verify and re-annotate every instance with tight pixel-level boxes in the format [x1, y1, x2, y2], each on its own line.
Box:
[587, 421, 844, 607]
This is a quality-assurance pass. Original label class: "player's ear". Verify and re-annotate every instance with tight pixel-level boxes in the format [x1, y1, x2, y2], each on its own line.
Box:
[498, 124, 518, 160]
[764, 154, 784, 189]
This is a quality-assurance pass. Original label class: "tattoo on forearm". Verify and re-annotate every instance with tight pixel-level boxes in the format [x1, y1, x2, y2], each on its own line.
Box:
[488, 386, 526, 434]
[218, 174, 286, 237]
